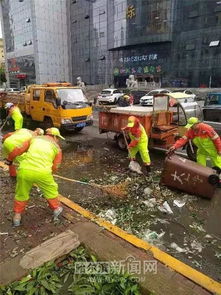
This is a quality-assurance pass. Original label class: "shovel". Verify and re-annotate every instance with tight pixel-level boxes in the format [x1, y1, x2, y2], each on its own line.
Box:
[122, 130, 142, 174]
[0, 116, 9, 132]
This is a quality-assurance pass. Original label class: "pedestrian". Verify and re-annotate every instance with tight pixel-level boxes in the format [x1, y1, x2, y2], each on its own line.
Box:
[122, 116, 151, 173]
[168, 117, 221, 169]
[13, 127, 64, 226]
[2, 128, 44, 176]
[5, 102, 23, 130]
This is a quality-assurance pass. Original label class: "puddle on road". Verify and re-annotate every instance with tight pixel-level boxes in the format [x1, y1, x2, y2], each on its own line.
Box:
[58, 137, 221, 282]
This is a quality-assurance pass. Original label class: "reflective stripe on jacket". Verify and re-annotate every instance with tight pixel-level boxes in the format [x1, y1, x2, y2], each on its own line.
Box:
[174, 123, 221, 153]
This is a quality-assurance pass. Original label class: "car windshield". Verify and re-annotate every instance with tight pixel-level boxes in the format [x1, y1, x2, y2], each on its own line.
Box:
[147, 90, 160, 96]
[57, 88, 87, 104]
[206, 94, 221, 105]
[172, 90, 185, 93]
[101, 90, 112, 94]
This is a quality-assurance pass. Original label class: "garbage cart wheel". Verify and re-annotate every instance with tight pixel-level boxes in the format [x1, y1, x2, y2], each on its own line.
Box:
[186, 141, 197, 162]
[208, 174, 220, 186]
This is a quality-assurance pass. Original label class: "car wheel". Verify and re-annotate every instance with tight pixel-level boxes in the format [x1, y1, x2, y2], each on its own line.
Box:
[44, 117, 53, 129]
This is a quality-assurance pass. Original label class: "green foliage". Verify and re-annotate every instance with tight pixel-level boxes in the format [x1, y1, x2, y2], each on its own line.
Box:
[0, 262, 61, 295]
[0, 67, 6, 83]
[0, 246, 141, 295]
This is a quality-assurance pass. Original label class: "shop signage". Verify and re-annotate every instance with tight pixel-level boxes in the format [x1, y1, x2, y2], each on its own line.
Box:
[126, 5, 136, 19]
[16, 74, 27, 79]
[119, 54, 158, 63]
[113, 65, 162, 76]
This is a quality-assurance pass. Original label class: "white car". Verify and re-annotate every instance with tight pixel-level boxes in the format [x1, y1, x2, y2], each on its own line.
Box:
[7, 87, 20, 92]
[98, 89, 123, 105]
[172, 89, 196, 100]
[140, 89, 171, 106]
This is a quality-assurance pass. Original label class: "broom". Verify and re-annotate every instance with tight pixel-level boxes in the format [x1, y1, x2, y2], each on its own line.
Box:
[0, 161, 128, 198]
[54, 174, 128, 198]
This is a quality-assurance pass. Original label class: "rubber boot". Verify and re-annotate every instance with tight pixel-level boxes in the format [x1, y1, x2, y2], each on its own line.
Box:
[145, 165, 151, 174]
[13, 213, 21, 227]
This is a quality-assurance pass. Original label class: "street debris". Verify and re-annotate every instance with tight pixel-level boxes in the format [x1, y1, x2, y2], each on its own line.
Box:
[142, 198, 157, 208]
[170, 242, 186, 253]
[99, 209, 117, 225]
[158, 201, 173, 214]
[215, 252, 221, 259]
[129, 160, 142, 174]
[142, 229, 165, 246]
[189, 223, 206, 233]
[143, 187, 153, 196]
[173, 199, 186, 208]
[190, 240, 203, 253]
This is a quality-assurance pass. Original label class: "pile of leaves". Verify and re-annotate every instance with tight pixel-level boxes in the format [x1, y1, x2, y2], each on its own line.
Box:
[0, 246, 142, 295]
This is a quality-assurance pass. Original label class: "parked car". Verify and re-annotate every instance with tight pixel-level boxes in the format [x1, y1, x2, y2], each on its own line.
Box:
[140, 89, 171, 106]
[172, 89, 196, 100]
[6, 87, 20, 92]
[129, 90, 147, 104]
[204, 92, 221, 106]
[98, 89, 123, 105]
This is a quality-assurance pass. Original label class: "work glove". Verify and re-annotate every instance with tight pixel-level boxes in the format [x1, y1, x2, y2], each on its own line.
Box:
[167, 146, 176, 158]
[4, 159, 12, 166]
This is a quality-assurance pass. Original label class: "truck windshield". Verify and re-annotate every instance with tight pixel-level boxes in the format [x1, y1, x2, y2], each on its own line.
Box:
[57, 88, 87, 104]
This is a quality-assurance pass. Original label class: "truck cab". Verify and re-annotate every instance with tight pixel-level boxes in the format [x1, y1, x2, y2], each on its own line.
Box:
[26, 83, 93, 131]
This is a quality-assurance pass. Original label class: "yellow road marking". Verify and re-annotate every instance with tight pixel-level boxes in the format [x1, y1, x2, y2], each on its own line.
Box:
[1, 161, 220, 294]
[59, 195, 221, 295]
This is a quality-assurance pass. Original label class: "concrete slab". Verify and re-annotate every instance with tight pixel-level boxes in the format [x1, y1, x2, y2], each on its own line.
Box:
[20, 230, 79, 270]
[69, 220, 212, 295]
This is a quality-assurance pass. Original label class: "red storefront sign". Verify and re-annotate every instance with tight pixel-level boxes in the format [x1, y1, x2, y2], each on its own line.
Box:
[16, 74, 27, 79]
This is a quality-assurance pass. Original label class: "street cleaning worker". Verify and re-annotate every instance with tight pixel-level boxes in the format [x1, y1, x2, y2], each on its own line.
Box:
[168, 117, 221, 169]
[2, 128, 44, 176]
[122, 116, 151, 173]
[5, 102, 23, 130]
[13, 127, 64, 226]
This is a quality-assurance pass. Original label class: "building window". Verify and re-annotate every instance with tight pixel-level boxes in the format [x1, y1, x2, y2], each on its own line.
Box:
[185, 44, 195, 51]
[188, 10, 198, 18]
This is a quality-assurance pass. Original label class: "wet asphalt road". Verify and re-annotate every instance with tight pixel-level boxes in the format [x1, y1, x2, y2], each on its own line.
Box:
[0, 114, 221, 282]
[56, 122, 221, 282]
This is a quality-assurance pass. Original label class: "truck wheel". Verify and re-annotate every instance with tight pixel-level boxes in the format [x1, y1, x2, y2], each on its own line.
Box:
[186, 141, 197, 162]
[117, 134, 127, 150]
[44, 117, 53, 129]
